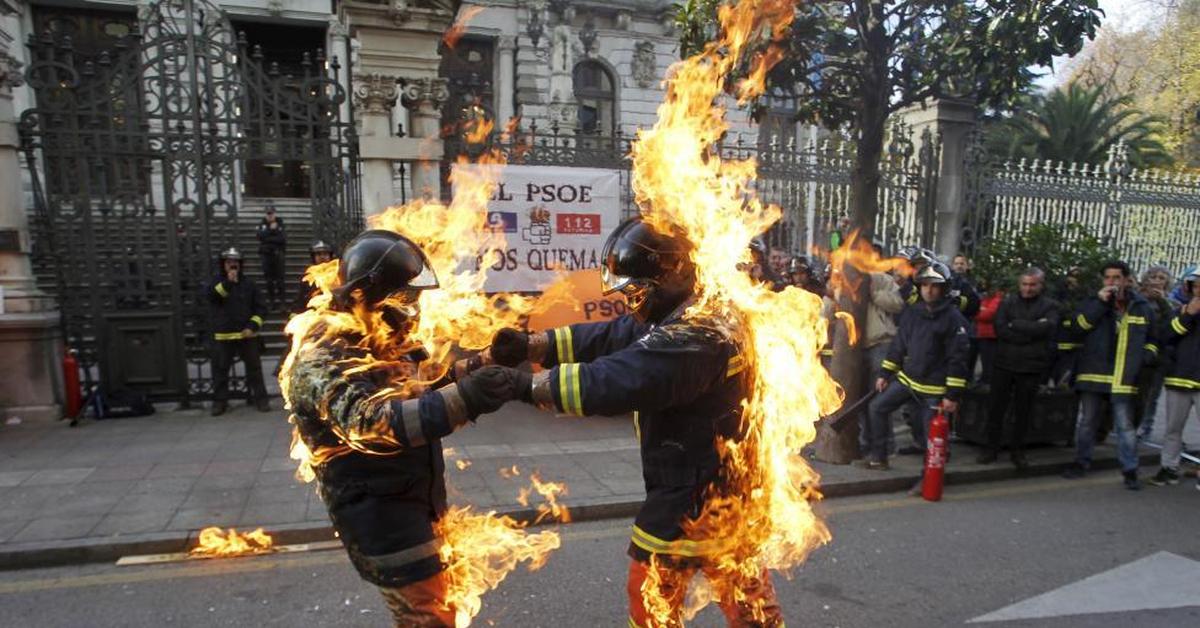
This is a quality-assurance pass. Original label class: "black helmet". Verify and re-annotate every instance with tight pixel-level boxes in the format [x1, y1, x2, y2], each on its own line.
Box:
[219, 247, 243, 261]
[332, 230, 438, 308]
[601, 216, 693, 323]
[914, 260, 950, 285]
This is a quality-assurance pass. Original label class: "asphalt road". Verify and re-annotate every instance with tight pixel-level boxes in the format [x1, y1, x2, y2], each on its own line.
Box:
[2, 475, 1198, 627]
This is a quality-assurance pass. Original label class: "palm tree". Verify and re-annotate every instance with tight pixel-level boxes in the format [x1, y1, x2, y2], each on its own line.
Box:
[989, 82, 1172, 168]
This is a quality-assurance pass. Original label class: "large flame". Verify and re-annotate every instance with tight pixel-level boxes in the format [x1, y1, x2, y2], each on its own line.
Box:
[629, 0, 843, 622]
[190, 527, 274, 557]
[278, 122, 567, 625]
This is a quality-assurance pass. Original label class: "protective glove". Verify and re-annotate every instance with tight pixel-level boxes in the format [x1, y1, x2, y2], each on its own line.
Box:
[456, 366, 532, 418]
[490, 328, 530, 367]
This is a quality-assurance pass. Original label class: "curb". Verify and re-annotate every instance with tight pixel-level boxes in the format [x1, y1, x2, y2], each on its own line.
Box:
[0, 453, 1162, 571]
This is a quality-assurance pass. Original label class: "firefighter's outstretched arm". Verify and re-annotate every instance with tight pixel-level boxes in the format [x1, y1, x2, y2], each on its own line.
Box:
[486, 315, 652, 368]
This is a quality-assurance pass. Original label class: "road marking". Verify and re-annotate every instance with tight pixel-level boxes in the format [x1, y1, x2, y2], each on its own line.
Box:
[0, 476, 1110, 595]
[969, 551, 1200, 622]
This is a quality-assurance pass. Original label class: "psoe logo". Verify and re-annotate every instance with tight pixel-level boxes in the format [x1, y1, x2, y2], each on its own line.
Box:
[522, 206, 552, 245]
[485, 211, 518, 233]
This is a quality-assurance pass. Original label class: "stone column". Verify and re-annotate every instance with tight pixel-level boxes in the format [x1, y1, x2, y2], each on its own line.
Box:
[401, 77, 448, 199]
[496, 35, 516, 126]
[353, 73, 400, 217]
[0, 43, 63, 422]
[897, 97, 977, 256]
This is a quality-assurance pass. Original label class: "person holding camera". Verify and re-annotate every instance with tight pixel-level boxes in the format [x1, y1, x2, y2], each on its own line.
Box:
[1062, 261, 1159, 490]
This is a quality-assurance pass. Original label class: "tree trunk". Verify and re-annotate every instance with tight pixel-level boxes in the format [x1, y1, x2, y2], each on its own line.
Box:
[814, 7, 889, 464]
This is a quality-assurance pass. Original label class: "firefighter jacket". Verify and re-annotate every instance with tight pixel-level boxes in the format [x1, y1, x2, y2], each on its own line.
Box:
[534, 310, 748, 561]
[900, 274, 980, 318]
[286, 321, 474, 587]
[1161, 307, 1200, 391]
[880, 298, 971, 400]
[206, 273, 265, 341]
[1071, 293, 1159, 396]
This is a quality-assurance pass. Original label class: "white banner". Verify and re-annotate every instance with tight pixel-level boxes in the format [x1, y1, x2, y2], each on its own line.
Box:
[454, 164, 623, 292]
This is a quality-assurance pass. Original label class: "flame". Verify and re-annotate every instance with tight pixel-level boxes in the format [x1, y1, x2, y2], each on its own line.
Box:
[627, 0, 846, 622]
[827, 230, 907, 298]
[833, 311, 857, 347]
[516, 473, 573, 524]
[190, 527, 274, 557]
[456, 459, 473, 470]
[498, 464, 521, 479]
[443, 6, 486, 49]
[278, 138, 571, 625]
[436, 507, 561, 627]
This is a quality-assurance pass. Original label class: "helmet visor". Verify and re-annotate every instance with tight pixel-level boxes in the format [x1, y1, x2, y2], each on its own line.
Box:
[601, 265, 635, 296]
[410, 261, 439, 290]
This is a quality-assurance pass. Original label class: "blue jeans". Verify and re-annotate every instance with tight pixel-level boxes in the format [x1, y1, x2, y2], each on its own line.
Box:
[861, 343, 897, 454]
[1076, 392, 1138, 472]
[867, 381, 937, 462]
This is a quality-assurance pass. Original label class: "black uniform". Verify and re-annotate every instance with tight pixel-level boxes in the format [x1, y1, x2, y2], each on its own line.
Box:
[207, 272, 267, 403]
[286, 323, 471, 587]
[256, 217, 287, 305]
[1162, 308, 1200, 391]
[1072, 293, 1159, 396]
[535, 309, 748, 560]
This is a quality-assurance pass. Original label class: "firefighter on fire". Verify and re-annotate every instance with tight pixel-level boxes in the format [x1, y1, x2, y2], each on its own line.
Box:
[284, 230, 525, 627]
[207, 247, 269, 416]
[482, 217, 784, 627]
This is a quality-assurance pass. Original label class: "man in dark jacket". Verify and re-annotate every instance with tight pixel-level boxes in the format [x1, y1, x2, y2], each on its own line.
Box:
[484, 217, 784, 627]
[1149, 268, 1200, 487]
[290, 240, 335, 315]
[859, 261, 970, 472]
[977, 268, 1059, 469]
[285, 230, 520, 626]
[1062, 261, 1158, 490]
[208, 247, 268, 416]
[256, 205, 287, 310]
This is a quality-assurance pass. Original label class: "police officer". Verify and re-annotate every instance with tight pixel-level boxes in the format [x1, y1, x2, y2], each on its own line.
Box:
[256, 205, 287, 310]
[284, 230, 522, 626]
[859, 261, 970, 475]
[485, 217, 783, 627]
[291, 240, 335, 314]
[208, 247, 269, 416]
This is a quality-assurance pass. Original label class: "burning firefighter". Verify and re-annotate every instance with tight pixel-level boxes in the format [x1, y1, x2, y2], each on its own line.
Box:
[483, 216, 784, 626]
[284, 230, 525, 626]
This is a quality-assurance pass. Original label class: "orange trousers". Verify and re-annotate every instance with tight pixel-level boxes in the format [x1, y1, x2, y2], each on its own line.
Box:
[626, 558, 784, 627]
[377, 571, 456, 627]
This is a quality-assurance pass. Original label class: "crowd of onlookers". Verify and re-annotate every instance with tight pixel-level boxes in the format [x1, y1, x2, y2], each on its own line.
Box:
[754, 243, 1200, 493]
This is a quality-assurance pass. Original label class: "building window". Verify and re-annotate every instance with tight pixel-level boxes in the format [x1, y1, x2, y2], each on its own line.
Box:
[439, 37, 495, 136]
[573, 61, 615, 136]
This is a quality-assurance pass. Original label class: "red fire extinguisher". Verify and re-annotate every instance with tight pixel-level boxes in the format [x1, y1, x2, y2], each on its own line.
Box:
[922, 406, 950, 502]
[62, 348, 82, 419]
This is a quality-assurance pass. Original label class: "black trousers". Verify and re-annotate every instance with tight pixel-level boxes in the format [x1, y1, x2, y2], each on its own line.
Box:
[261, 252, 286, 302]
[212, 338, 267, 402]
[985, 366, 1041, 453]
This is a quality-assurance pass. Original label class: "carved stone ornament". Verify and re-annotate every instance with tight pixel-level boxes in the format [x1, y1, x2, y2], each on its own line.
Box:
[390, 0, 411, 24]
[632, 41, 656, 88]
[353, 74, 400, 115]
[401, 77, 450, 110]
[0, 51, 24, 93]
[267, 0, 284, 17]
[616, 11, 632, 31]
[548, 101, 577, 129]
[328, 17, 349, 39]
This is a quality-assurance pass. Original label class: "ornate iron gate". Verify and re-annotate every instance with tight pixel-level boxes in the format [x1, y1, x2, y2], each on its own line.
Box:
[19, 0, 361, 402]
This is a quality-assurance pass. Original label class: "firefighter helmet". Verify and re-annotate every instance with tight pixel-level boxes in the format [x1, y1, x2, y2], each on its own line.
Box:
[913, 260, 951, 285]
[332, 230, 438, 307]
[600, 216, 693, 324]
[310, 240, 333, 255]
[788, 256, 812, 275]
[219, 247, 243, 261]
[1183, 266, 1200, 290]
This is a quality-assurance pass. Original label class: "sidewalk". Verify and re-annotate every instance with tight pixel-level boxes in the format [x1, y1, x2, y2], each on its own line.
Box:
[1, 401, 1194, 569]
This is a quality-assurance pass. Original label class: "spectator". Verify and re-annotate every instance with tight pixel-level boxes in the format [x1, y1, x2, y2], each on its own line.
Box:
[256, 205, 287, 310]
[769, 246, 789, 279]
[1050, 266, 1085, 386]
[1135, 265, 1174, 439]
[972, 279, 1003, 385]
[857, 261, 969, 473]
[207, 247, 269, 416]
[1149, 268, 1200, 488]
[977, 268, 1059, 469]
[1062, 261, 1158, 490]
[951, 253, 971, 278]
[787, 256, 825, 296]
[858, 269, 906, 457]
